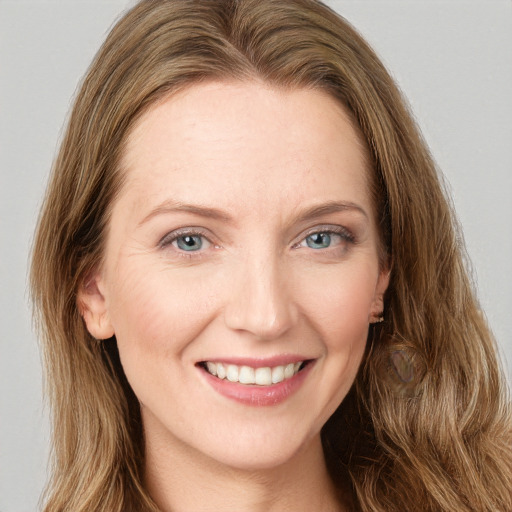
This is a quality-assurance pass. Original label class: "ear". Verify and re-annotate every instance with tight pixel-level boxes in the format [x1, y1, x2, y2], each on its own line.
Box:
[77, 272, 114, 340]
[369, 268, 390, 322]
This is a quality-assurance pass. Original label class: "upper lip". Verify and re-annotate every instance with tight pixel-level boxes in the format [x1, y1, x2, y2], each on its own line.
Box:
[196, 355, 315, 367]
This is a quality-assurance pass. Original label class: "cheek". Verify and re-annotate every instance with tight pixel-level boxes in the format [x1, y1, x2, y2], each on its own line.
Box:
[107, 259, 217, 358]
[295, 260, 375, 402]
[105, 260, 224, 410]
[297, 260, 378, 340]
[293, 262, 376, 430]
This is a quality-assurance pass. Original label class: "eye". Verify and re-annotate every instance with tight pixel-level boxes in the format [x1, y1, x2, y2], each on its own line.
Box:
[174, 234, 206, 252]
[296, 226, 355, 251]
[159, 229, 213, 254]
[305, 232, 334, 249]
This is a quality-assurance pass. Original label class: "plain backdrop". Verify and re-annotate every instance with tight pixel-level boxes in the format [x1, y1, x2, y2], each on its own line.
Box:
[1, 1, 511, 510]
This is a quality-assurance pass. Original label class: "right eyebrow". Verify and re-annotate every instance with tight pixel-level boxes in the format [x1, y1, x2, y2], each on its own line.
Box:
[138, 199, 234, 227]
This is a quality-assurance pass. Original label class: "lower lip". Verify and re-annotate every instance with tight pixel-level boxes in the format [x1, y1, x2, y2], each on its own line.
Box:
[200, 362, 314, 406]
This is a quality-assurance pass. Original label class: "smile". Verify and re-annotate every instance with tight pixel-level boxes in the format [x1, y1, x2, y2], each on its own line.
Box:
[197, 358, 315, 406]
[201, 361, 306, 386]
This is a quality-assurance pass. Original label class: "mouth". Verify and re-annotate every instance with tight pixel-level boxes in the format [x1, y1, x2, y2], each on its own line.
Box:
[197, 360, 313, 386]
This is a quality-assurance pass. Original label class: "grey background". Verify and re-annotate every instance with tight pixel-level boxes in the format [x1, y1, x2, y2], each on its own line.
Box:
[1, 1, 510, 510]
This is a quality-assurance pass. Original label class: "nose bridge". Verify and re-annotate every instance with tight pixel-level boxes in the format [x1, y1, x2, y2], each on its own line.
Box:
[224, 249, 296, 340]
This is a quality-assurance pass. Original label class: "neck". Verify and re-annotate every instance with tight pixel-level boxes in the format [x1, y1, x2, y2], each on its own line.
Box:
[144, 425, 344, 512]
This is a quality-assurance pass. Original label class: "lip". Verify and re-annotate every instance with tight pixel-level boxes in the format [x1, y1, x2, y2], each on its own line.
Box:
[197, 358, 315, 406]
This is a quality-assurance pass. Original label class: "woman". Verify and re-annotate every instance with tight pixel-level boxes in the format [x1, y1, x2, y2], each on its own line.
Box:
[30, 0, 512, 510]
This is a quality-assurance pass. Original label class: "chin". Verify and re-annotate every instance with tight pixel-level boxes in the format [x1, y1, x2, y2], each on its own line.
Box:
[200, 433, 318, 472]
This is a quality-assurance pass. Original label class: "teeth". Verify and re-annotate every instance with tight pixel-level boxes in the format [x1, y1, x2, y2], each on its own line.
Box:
[226, 364, 239, 382]
[255, 367, 272, 386]
[284, 363, 295, 379]
[239, 366, 255, 384]
[203, 361, 305, 386]
[206, 362, 217, 376]
[271, 365, 284, 384]
[216, 363, 226, 380]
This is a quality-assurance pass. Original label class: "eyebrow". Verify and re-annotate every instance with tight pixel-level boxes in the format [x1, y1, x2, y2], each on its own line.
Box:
[293, 200, 369, 224]
[138, 200, 234, 227]
[138, 199, 368, 227]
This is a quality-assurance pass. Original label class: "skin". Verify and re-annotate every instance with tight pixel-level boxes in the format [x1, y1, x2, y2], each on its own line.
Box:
[79, 81, 389, 512]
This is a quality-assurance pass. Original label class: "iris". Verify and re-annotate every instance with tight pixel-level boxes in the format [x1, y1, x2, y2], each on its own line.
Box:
[176, 235, 203, 251]
[306, 232, 332, 249]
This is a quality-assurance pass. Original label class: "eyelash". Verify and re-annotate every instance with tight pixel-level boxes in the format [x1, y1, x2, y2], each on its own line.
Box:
[158, 225, 356, 257]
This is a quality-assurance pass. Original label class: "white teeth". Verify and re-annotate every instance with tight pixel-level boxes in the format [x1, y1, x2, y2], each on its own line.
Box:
[284, 363, 295, 379]
[206, 361, 217, 376]
[216, 363, 226, 380]
[203, 361, 305, 386]
[226, 364, 239, 382]
[254, 367, 272, 386]
[271, 365, 285, 384]
[238, 366, 255, 384]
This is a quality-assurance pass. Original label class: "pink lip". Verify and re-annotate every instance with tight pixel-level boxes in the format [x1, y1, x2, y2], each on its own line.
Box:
[198, 360, 315, 406]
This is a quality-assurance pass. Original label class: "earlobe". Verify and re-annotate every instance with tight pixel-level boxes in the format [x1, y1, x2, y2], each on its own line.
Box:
[370, 269, 390, 323]
[77, 273, 114, 340]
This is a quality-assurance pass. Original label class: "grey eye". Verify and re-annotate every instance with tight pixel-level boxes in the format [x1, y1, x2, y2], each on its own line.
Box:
[305, 232, 332, 249]
[175, 235, 203, 251]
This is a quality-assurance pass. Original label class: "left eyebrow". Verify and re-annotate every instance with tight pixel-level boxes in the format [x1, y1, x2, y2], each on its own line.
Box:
[292, 201, 369, 225]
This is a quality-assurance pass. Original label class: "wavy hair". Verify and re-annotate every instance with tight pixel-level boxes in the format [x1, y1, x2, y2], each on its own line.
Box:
[30, 0, 512, 510]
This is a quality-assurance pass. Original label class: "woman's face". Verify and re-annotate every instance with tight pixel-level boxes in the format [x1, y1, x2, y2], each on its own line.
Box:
[80, 81, 388, 470]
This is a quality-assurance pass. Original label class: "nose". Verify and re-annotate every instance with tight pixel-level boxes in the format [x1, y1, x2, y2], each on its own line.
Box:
[223, 254, 298, 341]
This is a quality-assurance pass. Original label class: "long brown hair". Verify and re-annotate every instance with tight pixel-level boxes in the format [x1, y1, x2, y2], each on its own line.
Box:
[31, 0, 512, 510]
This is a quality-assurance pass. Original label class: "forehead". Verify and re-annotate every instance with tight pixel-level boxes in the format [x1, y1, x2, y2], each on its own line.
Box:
[118, 81, 373, 220]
